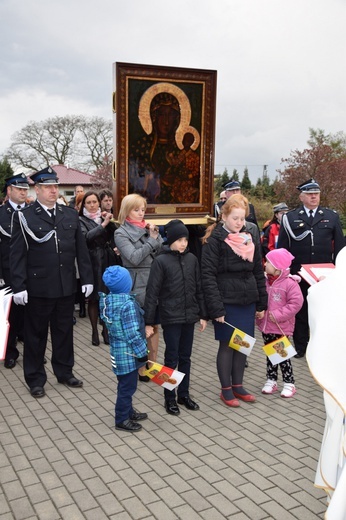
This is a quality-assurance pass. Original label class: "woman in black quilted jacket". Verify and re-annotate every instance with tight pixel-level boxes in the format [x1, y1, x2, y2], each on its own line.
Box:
[201, 194, 267, 407]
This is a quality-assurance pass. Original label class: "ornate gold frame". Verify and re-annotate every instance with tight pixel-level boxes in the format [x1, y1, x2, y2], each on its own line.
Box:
[113, 62, 217, 222]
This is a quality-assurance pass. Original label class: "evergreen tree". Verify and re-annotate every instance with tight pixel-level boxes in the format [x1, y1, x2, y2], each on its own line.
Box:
[0, 157, 14, 196]
[231, 169, 240, 182]
[241, 167, 252, 191]
[214, 168, 230, 197]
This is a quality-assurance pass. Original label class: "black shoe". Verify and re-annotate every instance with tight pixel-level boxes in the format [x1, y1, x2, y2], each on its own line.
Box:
[138, 375, 150, 382]
[4, 358, 16, 369]
[43, 357, 47, 364]
[165, 399, 180, 415]
[177, 396, 200, 411]
[130, 409, 148, 421]
[116, 419, 142, 432]
[294, 352, 305, 358]
[92, 332, 100, 346]
[245, 359, 249, 368]
[101, 330, 110, 345]
[58, 377, 83, 387]
[73, 316, 77, 325]
[30, 386, 45, 398]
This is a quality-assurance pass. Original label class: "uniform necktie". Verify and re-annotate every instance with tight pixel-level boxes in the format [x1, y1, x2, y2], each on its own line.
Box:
[48, 208, 55, 220]
[17, 205, 21, 210]
[308, 209, 314, 225]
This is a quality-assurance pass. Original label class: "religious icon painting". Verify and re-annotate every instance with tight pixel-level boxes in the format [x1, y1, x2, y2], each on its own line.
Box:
[113, 62, 217, 220]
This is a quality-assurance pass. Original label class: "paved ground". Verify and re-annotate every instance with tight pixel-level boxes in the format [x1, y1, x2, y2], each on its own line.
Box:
[0, 311, 328, 520]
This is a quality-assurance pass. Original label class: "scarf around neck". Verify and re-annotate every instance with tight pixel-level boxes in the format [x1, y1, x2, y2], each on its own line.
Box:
[83, 207, 102, 225]
[224, 231, 254, 261]
[126, 217, 147, 229]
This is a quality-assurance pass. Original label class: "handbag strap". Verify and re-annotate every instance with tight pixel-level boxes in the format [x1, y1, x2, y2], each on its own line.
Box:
[270, 313, 286, 337]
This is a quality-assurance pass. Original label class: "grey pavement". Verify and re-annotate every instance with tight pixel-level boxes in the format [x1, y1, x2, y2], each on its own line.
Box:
[0, 311, 328, 519]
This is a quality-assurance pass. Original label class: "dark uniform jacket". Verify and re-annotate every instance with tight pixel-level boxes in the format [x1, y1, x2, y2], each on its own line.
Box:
[201, 222, 267, 320]
[0, 201, 19, 284]
[10, 201, 93, 297]
[277, 205, 344, 274]
[144, 246, 207, 326]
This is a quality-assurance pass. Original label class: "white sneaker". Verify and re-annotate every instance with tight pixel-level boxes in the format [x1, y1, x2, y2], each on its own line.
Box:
[281, 383, 296, 398]
[262, 380, 278, 394]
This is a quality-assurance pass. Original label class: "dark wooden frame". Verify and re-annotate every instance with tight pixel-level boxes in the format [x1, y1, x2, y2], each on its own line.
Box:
[113, 62, 217, 220]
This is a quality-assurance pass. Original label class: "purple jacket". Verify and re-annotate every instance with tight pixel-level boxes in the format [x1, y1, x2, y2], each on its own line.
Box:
[256, 270, 303, 336]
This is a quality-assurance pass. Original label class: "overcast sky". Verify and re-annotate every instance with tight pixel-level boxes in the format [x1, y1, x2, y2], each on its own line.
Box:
[1, 0, 345, 182]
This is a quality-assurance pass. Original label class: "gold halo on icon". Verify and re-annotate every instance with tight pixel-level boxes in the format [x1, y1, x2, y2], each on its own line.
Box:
[138, 82, 200, 150]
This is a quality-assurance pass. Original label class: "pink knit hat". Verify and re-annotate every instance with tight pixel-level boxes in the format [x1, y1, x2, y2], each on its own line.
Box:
[266, 248, 294, 271]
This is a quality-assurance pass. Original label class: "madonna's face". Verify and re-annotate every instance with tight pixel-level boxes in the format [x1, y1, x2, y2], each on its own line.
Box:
[153, 105, 180, 139]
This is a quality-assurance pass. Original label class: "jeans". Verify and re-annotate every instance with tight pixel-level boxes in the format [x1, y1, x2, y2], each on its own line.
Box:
[115, 369, 138, 424]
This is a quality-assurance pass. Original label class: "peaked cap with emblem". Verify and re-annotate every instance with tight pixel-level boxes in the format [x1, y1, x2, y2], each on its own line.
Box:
[297, 179, 320, 193]
[3, 173, 29, 194]
[30, 167, 59, 185]
[223, 180, 241, 191]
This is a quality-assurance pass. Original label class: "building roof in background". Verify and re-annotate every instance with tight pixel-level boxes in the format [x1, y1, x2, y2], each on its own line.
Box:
[27, 165, 94, 185]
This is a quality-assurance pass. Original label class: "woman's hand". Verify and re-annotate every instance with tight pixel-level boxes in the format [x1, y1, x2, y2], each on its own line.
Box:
[256, 310, 265, 320]
[214, 316, 225, 323]
[101, 211, 113, 226]
[148, 224, 159, 239]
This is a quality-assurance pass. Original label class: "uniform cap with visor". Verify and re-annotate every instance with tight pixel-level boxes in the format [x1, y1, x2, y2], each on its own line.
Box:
[223, 180, 241, 191]
[273, 202, 289, 213]
[30, 167, 59, 185]
[297, 179, 320, 193]
[3, 173, 29, 194]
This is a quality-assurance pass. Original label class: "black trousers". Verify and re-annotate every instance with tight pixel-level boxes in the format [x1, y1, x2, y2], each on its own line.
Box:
[162, 322, 195, 400]
[23, 294, 75, 388]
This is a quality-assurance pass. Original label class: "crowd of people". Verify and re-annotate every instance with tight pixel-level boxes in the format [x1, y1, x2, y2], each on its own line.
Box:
[1, 171, 344, 434]
[1, 169, 344, 518]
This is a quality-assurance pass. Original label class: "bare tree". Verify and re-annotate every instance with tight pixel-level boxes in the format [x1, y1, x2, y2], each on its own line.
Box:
[6, 115, 113, 173]
[90, 155, 113, 190]
[78, 117, 113, 172]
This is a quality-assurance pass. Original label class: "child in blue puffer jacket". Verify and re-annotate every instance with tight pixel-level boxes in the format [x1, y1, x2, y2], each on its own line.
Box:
[100, 266, 149, 432]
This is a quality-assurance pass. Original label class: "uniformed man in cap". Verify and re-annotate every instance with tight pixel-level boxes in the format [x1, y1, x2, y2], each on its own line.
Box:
[0, 173, 29, 368]
[220, 180, 258, 226]
[10, 167, 94, 397]
[277, 179, 344, 358]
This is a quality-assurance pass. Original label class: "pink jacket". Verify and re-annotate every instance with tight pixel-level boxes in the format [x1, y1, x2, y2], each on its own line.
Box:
[256, 270, 303, 336]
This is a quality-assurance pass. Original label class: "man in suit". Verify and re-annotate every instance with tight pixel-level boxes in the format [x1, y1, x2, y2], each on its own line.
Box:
[278, 178, 344, 358]
[10, 167, 94, 397]
[0, 173, 29, 368]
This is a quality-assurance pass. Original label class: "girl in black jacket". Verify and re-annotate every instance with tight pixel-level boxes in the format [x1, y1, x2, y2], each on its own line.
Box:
[144, 220, 207, 416]
[201, 195, 267, 407]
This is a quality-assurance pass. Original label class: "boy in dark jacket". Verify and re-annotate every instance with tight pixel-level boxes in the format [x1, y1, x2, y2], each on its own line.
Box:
[144, 220, 207, 416]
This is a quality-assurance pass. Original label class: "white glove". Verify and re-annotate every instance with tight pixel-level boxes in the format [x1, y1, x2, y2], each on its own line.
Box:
[13, 290, 28, 305]
[82, 284, 93, 298]
[0, 278, 5, 287]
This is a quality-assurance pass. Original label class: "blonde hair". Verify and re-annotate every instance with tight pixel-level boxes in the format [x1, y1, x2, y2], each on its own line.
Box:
[202, 194, 249, 244]
[117, 193, 147, 224]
